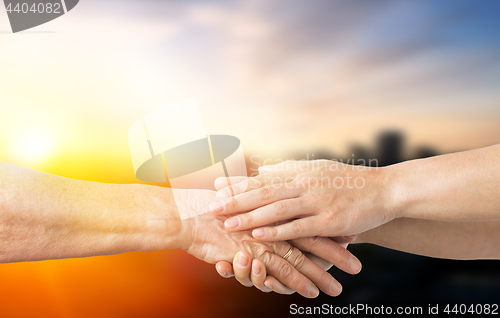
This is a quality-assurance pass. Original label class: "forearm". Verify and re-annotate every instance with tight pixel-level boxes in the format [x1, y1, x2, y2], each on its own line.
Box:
[355, 145, 500, 259]
[387, 144, 500, 221]
[0, 162, 188, 263]
[356, 218, 500, 260]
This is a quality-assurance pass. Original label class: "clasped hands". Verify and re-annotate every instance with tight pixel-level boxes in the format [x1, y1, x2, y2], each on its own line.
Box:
[189, 159, 390, 298]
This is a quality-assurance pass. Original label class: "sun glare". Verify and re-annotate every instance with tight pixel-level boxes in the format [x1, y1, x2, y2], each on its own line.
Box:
[14, 130, 54, 161]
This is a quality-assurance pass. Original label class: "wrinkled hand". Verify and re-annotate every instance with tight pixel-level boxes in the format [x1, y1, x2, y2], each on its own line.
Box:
[182, 207, 345, 297]
[210, 160, 393, 241]
[215, 235, 358, 295]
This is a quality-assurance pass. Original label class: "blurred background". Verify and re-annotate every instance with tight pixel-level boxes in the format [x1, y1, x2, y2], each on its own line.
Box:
[1, 0, 500, 317]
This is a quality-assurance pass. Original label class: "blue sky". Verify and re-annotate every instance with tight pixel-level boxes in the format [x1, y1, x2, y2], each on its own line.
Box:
[1, 0, 499, 171]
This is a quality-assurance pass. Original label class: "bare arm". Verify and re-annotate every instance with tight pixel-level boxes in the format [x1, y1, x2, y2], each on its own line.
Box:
[0, 161, 185, 263]
[358, 144, 500, 259]
[211, 144, 500, 241]
[0, 161, 348, 298]
[356, 218, 500, 260]
[353, 143, 500, 259]
[389, 144, 500, 222]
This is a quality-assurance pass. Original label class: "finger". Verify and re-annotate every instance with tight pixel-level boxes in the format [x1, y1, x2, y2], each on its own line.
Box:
[224, 198, 312, 231]
[264, 276, 295, 295]
[303, 252, 332, 271]
[252, 216, 319, 241]
[331, 235, 357, 244]
[251, 259, 272, 293]
[217, 258, 288, 294]
[234, 251, 253, 287]
[215, 170, 296, 199]
[292, 237, 362, 275]
[211, 183, 301, 215]
[215, 261, 234, 278]
[262, 251, 319, 298]
[214, 177, 248, 191]
[284, 246, 342, 297]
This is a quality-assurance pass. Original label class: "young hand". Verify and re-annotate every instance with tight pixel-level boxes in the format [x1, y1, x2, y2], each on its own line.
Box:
[210, 160, 395, 241]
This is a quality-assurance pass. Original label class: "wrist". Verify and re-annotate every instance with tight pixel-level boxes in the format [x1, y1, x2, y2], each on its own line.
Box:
[351, 232, 365, 244]
[380, 163, 409, 220]
[138, 186, 194, 251]
[161, 189, 220, 252]
[149, 188, 215, 252]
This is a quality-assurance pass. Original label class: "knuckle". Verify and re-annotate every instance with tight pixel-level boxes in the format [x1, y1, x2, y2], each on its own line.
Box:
[273, 201, 288, 216]
[259, 186, 274, 201]
[292, 220, 305, 235]
[292, 252, 308, 270]
[323, 208, 337, 223]
[229, 196, 240, 210]
[256, 173, 271, 185]
[242, 213, 253, 225]
[251, 244, 272, 261]
[298, 194, 312, 205]
[247, 177, 259, 190]
[278, 262, 294, 281]
[308, 236, 324, 248]
[270, 226, 280, 239]
[237, 180, 250, 193]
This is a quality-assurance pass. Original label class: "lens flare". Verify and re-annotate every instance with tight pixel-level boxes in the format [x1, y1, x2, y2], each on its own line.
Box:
[14, 129, 54, 161]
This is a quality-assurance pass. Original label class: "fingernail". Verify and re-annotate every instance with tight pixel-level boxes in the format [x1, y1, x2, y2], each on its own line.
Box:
[214, 177, 225, 186]
[330, 279, 342, 295]
[237, 253, 249, 267]
[264, 281, 272, 290]
[225, 217, 241, 230]
[252, 228, 266, 238]
[309, 287, 319, 298]
[210, 200, 226, 213]
[216, 188, 232, 199]
[348, 256, 361, 272]
[216, 264, 228, 277]
[252, 262, 261, 275]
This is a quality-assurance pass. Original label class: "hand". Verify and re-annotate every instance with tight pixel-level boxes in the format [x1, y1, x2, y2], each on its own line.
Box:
[179, 189, 346, 298]
[210, 160, 395, 241]
[215, 235, 358, 295]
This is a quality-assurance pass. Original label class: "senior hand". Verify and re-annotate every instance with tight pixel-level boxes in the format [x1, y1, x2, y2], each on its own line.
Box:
[182, 205, 345, 298]
[215, 235, 358, 296]
[210, 160, 396, 241]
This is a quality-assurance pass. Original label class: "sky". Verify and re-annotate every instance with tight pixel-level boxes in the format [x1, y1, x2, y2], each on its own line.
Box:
[1, 1, 500, 317]
[1, 0, 500, 180]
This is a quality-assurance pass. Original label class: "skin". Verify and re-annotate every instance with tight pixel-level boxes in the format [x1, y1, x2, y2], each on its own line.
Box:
[0, 161, 362, 298]
[212, 144, 500, 240]
[216, 236, 356, 295]
[219, 219, 500, 295]
[212, 144, 500, 294]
